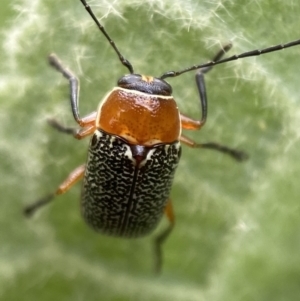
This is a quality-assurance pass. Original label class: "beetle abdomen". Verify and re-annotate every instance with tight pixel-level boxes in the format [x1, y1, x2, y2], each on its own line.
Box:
[81, 129, 181, 238]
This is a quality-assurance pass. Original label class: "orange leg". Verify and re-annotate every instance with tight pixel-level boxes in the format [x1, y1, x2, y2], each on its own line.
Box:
[56, 164, 86, 194]
[74, 125, 97, 140]
[180, 113, 204, 130]
[24, 164, 85, 217]
[77, 111, 97, 127]
[154, 199, 175, 274]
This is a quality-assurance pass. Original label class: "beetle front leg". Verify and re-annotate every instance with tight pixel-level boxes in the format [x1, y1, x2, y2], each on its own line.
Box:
[24, 164, 85, 217]
[187, 44, 233, 130]
[48, 117, 96, 140]
[49, 53, 93, 127]
[154, 199, 175, 274]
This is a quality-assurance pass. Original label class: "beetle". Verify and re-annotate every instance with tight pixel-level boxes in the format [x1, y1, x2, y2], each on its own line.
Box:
[24, 0, 300, 273]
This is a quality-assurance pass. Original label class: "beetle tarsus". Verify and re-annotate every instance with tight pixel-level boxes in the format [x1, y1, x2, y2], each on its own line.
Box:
[23, 193, 54, 217]
[200, 142, 248, 162]
[47, 118, 77, 136]
[198, 43, 233, 74]
[153, 224, 174, 274]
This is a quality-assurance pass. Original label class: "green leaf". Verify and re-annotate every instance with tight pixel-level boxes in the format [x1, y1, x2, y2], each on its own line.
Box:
[1, 0, 300, 300]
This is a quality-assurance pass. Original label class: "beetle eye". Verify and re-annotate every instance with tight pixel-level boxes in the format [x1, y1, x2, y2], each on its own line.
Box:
[118, 74, 172, 96]
[118, 74, 142, 86]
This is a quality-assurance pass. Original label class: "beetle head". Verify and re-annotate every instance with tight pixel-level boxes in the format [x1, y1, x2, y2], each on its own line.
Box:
[118, 74, 172, 96]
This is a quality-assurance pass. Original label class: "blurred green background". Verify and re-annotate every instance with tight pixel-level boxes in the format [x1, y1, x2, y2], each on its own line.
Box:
[1, 0, 300, 300]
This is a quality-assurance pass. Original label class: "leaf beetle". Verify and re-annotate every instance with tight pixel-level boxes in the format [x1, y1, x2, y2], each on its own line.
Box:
[24, 0, 300, 273]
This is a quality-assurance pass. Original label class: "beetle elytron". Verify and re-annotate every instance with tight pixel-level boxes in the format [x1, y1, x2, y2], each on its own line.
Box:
[24, 0, 300, 273]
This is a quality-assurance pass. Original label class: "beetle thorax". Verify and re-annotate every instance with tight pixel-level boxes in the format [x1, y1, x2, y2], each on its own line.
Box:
[96, 87, 181, 146]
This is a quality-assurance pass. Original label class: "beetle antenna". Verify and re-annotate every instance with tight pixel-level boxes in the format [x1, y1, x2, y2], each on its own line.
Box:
[160, 38, 300, 79]
[80, 0, 134, 74]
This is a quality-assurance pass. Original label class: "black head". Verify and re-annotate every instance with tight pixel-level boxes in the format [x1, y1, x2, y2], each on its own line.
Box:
[118, 74, 172, 96]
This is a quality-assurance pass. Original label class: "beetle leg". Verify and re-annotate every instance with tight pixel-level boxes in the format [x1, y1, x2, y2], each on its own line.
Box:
[47, 118, 77, 135]
[180, 113, 202, 130]
[180, 45, 248, 162]
[154, 199, 175, 274]
[182, 44, 233, 130]
[48, 53, 95, 127]
[180, 134, 248, 161]
[24, 164, 85, 217]
[47, 118, 96, 140]
[74, 125, 96, 139]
